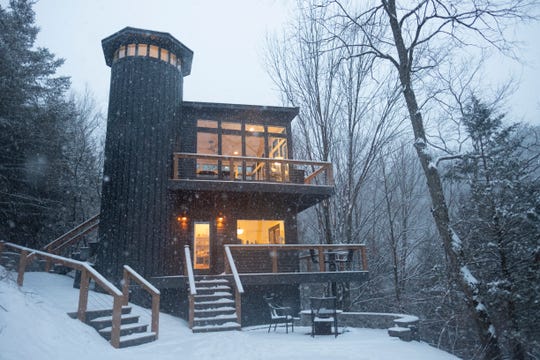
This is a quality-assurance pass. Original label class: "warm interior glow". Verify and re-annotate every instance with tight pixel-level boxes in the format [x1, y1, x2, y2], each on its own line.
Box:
[193, 222, 210, 270]
[236, 220, 285, 245]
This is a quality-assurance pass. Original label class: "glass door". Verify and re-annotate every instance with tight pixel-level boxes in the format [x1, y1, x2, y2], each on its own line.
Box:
[193, 222, 210, 270]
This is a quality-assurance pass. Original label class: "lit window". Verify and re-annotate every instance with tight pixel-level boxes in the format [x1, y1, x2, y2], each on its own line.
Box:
[236, 220, 285, 244]
[268, 125, 286, 134]
[113, 49, 119, 61]
[246, 123, 264, 134]
[118, 45, 126, 59]
[127, 44, 136, 56]
[197, 119, 218, 129]
[170, 53, 177, 66]
[222, 122, 242, 131]
[137, 44, 148, 56]
[160, 48, 169, 62]
[149, 45, 159, 58]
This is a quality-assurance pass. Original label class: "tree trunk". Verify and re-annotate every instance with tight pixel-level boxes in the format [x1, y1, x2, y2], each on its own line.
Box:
[383, 1, 502, 358]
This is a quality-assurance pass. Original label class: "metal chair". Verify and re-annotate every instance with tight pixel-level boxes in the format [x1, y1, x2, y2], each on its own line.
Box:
[264, 296, 295, 333]
[310, 296, 338, 337]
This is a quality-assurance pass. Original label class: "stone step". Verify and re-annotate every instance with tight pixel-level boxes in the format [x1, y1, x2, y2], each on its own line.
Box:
[89, 314, 139, 331]
[98, 322, 148, 339]
[119, 332, 157, 348]
[192, 322, 241, 333]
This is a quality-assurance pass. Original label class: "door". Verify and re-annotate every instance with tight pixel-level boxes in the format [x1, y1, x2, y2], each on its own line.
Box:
[193, 222, 210, 270]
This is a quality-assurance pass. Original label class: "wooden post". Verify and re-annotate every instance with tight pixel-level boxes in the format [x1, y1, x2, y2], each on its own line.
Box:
[122, 268, 130, 306]
[44, 259, 52, 273]
[188, 295, 195, 329]
[77, 268, 90, 322]
[17, 250, 28, 286]
[110, 295, 122, 348]
[224, 253, 230, 274]
[271, 248, 278, 273]
[235, 288, 242, 327]
[318, 246, 325, 272]
[173, 154, 179, 179]
[151, 293, 160, 337]
[327, 164, 334, 185]
[361, 247, 368, 271]
[0, 241, 4, 256]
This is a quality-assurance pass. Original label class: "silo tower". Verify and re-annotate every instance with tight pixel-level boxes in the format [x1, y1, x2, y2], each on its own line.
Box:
[97, 27, 193, 281]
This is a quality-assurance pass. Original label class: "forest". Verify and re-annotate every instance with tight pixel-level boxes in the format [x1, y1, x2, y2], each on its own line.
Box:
[1, 0, 539, 359]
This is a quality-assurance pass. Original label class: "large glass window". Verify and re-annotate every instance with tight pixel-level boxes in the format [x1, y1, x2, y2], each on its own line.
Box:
[236, 220, 285, 245]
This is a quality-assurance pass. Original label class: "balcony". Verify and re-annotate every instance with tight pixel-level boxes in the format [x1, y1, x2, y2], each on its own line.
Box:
[169, 153, 334, 210]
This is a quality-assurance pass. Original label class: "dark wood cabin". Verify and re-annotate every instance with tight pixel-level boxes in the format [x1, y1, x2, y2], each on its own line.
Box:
[95, 27, 367, 328]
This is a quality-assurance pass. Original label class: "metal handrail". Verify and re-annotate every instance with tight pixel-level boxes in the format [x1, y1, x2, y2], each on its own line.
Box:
[224, 246, 244, 294]
[183, 245, 197, 295]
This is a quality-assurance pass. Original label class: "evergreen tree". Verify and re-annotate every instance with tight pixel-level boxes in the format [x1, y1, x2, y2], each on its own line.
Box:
[450, 96, 540, 359]
[0, 0, 102, 247]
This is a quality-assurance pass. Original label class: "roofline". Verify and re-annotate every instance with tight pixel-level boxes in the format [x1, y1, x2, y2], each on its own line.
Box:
[102, 26, 193, 76]
[182, 101, 299, 123]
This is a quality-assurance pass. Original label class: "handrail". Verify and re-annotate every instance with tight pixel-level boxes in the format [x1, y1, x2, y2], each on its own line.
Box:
[122, 265, 160, 338]
[173, 152, 333, 185]
[43, 214, 100, 253]
[224, 246, 244, 294]
[226, 244, 368, 273]
[224, 245, 244, 327]
[183, 246, 197, 295]
[0, 241, 123, 348]
[183, 245, 197, 329]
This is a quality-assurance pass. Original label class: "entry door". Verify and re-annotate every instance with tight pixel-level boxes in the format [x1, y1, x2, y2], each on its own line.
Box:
[193, 222, 210, 270]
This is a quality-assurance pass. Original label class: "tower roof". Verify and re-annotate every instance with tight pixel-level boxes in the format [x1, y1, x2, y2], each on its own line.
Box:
[102, 26, 194, 76]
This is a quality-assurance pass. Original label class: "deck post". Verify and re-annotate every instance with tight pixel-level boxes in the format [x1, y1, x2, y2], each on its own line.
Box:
[361, 247, 368, 271]
[235, 288, 242, 326]
[173, 154, 179, 179]
[188, 295, 195, 328]
[110, 295, 122, 348]
[77, 268, 90, 322]
[318, 246, 325, 272]
[151, 293, 160, 337]
[121, 267, 130, 306]
[17, 250, 28, 286]
[271, 248, 278, 273]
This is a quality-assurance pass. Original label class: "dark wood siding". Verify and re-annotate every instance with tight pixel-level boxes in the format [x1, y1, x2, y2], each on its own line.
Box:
[97, 56, 183, 281]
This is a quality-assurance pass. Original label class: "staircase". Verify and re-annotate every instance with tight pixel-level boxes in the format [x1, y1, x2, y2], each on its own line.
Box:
[68, 306, 156, 348]
[191, 276, 241, 333]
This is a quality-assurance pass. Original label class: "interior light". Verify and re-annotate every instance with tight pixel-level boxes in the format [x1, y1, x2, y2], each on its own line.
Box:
[237, 228, 244, 235]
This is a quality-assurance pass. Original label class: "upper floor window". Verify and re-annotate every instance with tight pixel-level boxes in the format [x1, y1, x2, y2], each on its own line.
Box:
[112, 43, 181, 71]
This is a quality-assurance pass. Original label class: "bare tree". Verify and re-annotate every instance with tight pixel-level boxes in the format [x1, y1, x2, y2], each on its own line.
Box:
[321, 1, 537, 358]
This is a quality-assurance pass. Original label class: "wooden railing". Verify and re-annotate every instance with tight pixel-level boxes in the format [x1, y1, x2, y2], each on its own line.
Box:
[224, 246, 245, 325]
[183, 245, 197, 328]
[172, 152, 333, 186]
[122, 265, 160, 338]
[0, 241, 124, 348]
[224, 244, 368, 274]
[0, 241, 160, 348]
[43, 214, 100, 271]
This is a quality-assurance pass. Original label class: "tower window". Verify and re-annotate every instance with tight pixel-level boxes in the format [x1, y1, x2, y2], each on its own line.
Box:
[149, 45, 159, 59]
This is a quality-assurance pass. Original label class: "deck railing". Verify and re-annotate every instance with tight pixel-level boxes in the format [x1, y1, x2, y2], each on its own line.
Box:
[172, 152, 333, 186]
[224, 244, 368, 274]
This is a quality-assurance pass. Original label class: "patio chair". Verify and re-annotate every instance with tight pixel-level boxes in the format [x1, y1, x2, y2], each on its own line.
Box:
[334, 249, 355, 271]
[310, 296, 338, 337]
[264, 296, 295, 333]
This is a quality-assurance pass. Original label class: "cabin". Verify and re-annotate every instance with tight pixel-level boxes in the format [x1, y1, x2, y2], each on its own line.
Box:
[94, 27, 368, 331]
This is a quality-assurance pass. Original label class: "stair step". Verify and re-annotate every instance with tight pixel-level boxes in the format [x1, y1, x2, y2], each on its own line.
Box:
[99, 323, 148, 339]
[192, 322, 241, 333]
[194, 314, 238, 327]
[194, 298, 235, 309]
[67, 306, 132, 321]
[194, 293, 233, 302]
[89, 314, 139, 330]
[194, 307, 236, 318]
[119, 332, 157, 348]
[195, 278, 229, 285]
[195, 284, 231, 292]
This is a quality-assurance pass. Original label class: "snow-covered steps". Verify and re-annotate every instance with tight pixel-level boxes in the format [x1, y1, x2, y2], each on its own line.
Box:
[67, 306, 157, 347]
[191, 275, 241, 333]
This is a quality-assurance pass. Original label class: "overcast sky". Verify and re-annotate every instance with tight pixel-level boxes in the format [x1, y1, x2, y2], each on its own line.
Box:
[32, 0, 540, 125]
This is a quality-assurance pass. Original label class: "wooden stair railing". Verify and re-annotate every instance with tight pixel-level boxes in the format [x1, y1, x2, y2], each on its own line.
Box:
[43, 214, 100, 271]
[1, 241, 123, 348]
[224, 245, 245, 326]
[122, 265, 160, 338]
[184, 245, 197, 328]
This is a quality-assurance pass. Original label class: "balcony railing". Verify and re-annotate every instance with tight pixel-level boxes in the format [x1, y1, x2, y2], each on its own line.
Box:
[172, 152, 333, 186]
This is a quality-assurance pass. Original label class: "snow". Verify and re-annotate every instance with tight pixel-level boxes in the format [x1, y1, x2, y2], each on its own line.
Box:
[0, 268, 460, 360]
[460, 266, 479, 286]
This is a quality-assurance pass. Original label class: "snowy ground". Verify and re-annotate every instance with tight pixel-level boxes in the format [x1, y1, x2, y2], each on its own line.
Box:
[0, 268, 460, 360]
